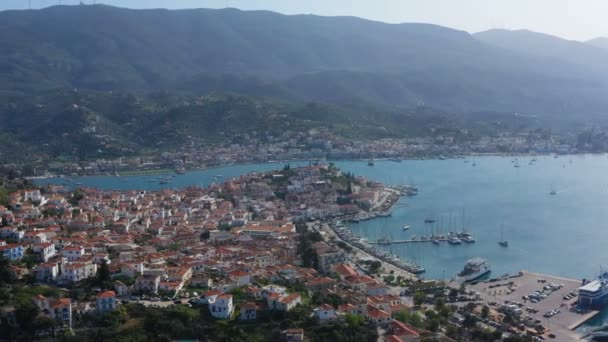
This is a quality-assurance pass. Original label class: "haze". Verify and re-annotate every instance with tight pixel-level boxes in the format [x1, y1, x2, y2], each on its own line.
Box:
[2, 0, 608, 41]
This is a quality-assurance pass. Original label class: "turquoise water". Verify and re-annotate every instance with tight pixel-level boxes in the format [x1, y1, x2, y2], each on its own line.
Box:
[37, 155, 608, 281]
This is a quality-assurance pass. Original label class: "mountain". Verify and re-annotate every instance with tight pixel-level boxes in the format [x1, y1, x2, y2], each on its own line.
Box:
[2, 90, 515, 164]
[1, 5, 608, 126]
[474, 29, 608, 73]
[587, 37, 608, 51]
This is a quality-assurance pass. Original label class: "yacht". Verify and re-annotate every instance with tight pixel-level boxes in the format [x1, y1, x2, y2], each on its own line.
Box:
[458, 232, 475, 243]
[448, 236, 462, 245]
[409, 265, 426, 274]
[457, 258, 491, 282]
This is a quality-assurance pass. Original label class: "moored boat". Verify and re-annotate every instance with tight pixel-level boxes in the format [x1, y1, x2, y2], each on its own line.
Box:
[457, 258, 491, 282]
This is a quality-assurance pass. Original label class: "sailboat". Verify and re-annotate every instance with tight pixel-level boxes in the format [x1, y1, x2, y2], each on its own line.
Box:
[498, 225, 508, 247]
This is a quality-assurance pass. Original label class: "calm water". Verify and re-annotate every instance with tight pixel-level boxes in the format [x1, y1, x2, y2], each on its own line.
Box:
[37, 156, 608, 281]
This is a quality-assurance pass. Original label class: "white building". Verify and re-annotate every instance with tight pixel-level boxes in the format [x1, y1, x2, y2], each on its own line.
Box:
[96, 291, 118, 314]
[208, 294, 234, 319]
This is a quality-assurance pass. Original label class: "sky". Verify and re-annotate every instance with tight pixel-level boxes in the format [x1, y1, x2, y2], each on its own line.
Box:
[2, 0, 607, 41]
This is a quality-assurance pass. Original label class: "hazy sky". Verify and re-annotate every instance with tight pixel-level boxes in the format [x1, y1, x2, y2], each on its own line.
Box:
[2, 0, 607, 41]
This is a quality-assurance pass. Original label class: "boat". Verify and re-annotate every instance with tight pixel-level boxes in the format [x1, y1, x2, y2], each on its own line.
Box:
[457, 258, 491, 282]
[376, 237, 392, 245]
[458, 232, 475, 243]
[579, 270, 608, 310]
[432, 239, 440, 245]
[367, 160, 375, 166]
[587, 324, 608, 340]
[448, 236, 462, 245]
[175, 168, 186, 175]
[424, 218, 436, 224]
[159, 179, 170, 184]
[377, 211, 392, 217]
[402, 224, 411, 230]
[549, 188, 557, 195]
[409, 265, 426, 274]
[498, 225, 508, 247]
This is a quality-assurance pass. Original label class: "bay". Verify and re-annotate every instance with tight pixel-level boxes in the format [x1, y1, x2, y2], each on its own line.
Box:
[37, 155, 608, 281]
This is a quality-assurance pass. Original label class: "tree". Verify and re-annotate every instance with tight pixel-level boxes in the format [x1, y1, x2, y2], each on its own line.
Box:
[97, 259, 111, 287]
[0, 253, 16, 285]
[425, 318, 440, 332]
[413, 291, 426, 306]
[465, 302, 477, 313]
[434, 298, 445, 312]
[462, 314, 477, 329]
[369, 261, 382, 274]
[481, 304, 490, 319]
[15, 299, 40, 332]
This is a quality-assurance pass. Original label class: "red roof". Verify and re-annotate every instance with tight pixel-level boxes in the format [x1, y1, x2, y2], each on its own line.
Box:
[367, 309, 390, 319]
[279, 293, 301, 303]
[389, 320, 420, 337]
[97, 290, 116, 299]
[386, 335, 404, 342]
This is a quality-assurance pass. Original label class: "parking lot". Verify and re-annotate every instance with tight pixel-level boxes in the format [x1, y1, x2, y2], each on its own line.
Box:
[467, 271, 599, 341]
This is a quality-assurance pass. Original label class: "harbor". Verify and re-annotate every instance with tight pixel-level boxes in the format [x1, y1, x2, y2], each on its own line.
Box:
[35, 156, 608, 332]
[464, 271, 599, 341]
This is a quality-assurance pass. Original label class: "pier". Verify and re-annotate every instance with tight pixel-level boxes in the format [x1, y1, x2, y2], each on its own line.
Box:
[369, 238, 452, 244]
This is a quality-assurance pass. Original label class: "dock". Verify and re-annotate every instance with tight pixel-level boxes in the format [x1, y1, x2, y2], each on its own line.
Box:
[369, 238, 460, 244]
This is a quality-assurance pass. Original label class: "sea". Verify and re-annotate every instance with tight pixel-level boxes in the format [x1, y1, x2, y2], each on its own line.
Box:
[36, 155, 608, 328]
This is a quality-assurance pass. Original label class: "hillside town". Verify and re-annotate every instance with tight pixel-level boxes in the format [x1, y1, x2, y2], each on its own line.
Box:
[0, 164, 434, 340]
[17, 128, 583, 177]
[0, 164, 582, 341]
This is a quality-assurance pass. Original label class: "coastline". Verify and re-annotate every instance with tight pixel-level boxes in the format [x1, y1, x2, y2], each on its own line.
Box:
[25, 152, 600, 180]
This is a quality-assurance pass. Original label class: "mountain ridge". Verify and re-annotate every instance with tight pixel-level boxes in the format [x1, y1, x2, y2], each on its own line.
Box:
[1, 5, 608, 118]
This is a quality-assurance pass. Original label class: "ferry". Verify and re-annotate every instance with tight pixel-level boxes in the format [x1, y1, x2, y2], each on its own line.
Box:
[457, 258, 491, 282]
[579, 271, 608, 310]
